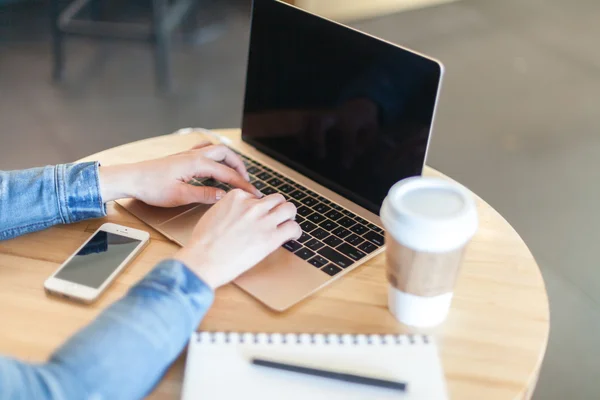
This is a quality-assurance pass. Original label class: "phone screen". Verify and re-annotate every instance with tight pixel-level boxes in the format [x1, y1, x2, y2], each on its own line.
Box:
[54, 230, 142, 289]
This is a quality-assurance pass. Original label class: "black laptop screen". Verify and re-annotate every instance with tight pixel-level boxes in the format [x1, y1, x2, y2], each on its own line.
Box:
[242, 0, 443, 215]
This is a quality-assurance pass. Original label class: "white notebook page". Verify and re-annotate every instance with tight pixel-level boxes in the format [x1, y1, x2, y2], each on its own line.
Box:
[181, 332, 448, 400]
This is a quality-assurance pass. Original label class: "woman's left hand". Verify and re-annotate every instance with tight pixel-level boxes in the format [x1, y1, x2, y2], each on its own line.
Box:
[98, 142, 262, 207]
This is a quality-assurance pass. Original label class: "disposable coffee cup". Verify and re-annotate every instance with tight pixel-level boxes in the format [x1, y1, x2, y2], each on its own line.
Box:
[380, 176, 478, 327]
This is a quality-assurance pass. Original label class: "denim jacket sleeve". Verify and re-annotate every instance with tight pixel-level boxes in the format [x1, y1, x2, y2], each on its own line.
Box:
[0, 162, 106, 241]
[0, 259, 214, 400]
[0, 165, 215, 399]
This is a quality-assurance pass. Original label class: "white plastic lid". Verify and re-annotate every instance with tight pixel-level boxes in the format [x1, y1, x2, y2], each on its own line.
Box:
[380, 176, 478, 253]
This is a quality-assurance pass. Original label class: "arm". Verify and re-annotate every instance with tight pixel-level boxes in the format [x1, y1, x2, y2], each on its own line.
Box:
[0, 143, 299, 400]
[0, 142, 260, 242]
[0, 163, 105, 241]
[0, 260, 213, 400]
[0, 189, 299, 400]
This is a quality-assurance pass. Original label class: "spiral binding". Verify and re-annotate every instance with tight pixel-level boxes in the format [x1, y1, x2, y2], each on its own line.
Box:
[195, 332, 431, 346]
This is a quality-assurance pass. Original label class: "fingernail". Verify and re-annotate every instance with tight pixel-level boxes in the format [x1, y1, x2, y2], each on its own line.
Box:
[216, 190, 226, 200]
[257, 191, 264, 198]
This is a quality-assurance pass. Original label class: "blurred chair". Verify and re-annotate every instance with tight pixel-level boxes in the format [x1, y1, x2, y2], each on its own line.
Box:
[50, 0, 196, 92]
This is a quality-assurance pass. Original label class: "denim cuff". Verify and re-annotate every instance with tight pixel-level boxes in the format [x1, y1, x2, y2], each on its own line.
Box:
[56, 162, 106, 224]
[45, 260, 215, 400]
[133, 259, 215, 321]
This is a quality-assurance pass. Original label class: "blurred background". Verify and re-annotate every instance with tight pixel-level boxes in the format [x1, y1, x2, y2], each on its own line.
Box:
[1, 0, 599, 398]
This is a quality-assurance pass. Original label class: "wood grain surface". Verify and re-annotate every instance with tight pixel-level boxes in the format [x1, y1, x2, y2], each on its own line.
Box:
[0, 129, 549, 399]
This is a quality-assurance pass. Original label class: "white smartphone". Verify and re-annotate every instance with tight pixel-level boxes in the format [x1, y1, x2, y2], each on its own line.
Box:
[44, 223, 150, 303]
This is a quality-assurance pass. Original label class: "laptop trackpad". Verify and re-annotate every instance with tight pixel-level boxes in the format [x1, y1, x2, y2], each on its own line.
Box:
[158, 204, 213, 246]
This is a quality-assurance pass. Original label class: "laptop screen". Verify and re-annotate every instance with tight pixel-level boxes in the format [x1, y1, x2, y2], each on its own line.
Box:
[242, 0, 443, 215]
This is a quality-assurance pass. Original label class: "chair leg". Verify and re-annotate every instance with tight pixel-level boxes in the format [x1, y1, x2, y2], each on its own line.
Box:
[50, 0, 65, 81]
[152, 0, 172, 93]
[181, 0, 200, 41]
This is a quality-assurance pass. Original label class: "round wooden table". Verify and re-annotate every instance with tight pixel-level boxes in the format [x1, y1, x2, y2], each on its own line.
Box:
[0, 129, 549, 399]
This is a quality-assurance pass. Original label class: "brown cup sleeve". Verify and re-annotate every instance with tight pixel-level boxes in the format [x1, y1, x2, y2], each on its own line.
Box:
[386, 233, 466, 297]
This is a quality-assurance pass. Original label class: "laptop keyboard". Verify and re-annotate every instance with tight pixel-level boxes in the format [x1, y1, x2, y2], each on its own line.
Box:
[189, 152, 385, 277]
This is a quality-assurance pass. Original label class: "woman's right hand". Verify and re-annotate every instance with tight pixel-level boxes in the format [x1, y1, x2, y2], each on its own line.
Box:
[173, 189, 301, 289]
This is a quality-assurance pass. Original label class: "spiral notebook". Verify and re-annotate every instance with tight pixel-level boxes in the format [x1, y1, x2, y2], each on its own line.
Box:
[181, 332, 448, 399]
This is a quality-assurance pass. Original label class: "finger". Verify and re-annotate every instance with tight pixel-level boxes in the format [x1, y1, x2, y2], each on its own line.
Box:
[253, 193, 287, 214]
[200, 145, 250, 181]
[276, 220, 303, 244]
[180, 184, 226, 205]
[226, 188, 255, 202]
[191, 141, 213, 150]
[202, 160, 262, 197]
[266, 201, 297, 226]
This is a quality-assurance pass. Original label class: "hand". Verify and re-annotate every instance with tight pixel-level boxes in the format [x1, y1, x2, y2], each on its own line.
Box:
[98, 142, 262, 207]
[173, 190, 301, 289]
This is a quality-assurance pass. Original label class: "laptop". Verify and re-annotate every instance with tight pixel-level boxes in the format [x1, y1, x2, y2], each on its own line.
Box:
[118, 0, 444, 311]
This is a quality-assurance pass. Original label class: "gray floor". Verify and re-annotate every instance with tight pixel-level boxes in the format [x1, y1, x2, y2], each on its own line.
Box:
[1, 0, 599, 398]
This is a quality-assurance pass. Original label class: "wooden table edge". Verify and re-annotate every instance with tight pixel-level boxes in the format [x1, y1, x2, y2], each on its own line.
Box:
[75, 128, 550, 400]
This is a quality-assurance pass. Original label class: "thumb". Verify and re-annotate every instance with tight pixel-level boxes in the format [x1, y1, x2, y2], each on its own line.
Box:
[181, 184, 226, 205]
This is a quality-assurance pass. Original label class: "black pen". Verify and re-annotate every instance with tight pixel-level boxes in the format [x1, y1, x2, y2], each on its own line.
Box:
[251, 358, 407, 392]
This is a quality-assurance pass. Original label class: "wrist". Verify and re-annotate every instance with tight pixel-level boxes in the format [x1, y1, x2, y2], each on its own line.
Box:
[173, 249, 220, 290]
[98, 164, 138, 203]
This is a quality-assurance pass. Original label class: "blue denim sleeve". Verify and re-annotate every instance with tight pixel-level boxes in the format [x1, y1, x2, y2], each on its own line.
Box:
[0, 162, 106, 241]
[0, 260, 214, 400]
